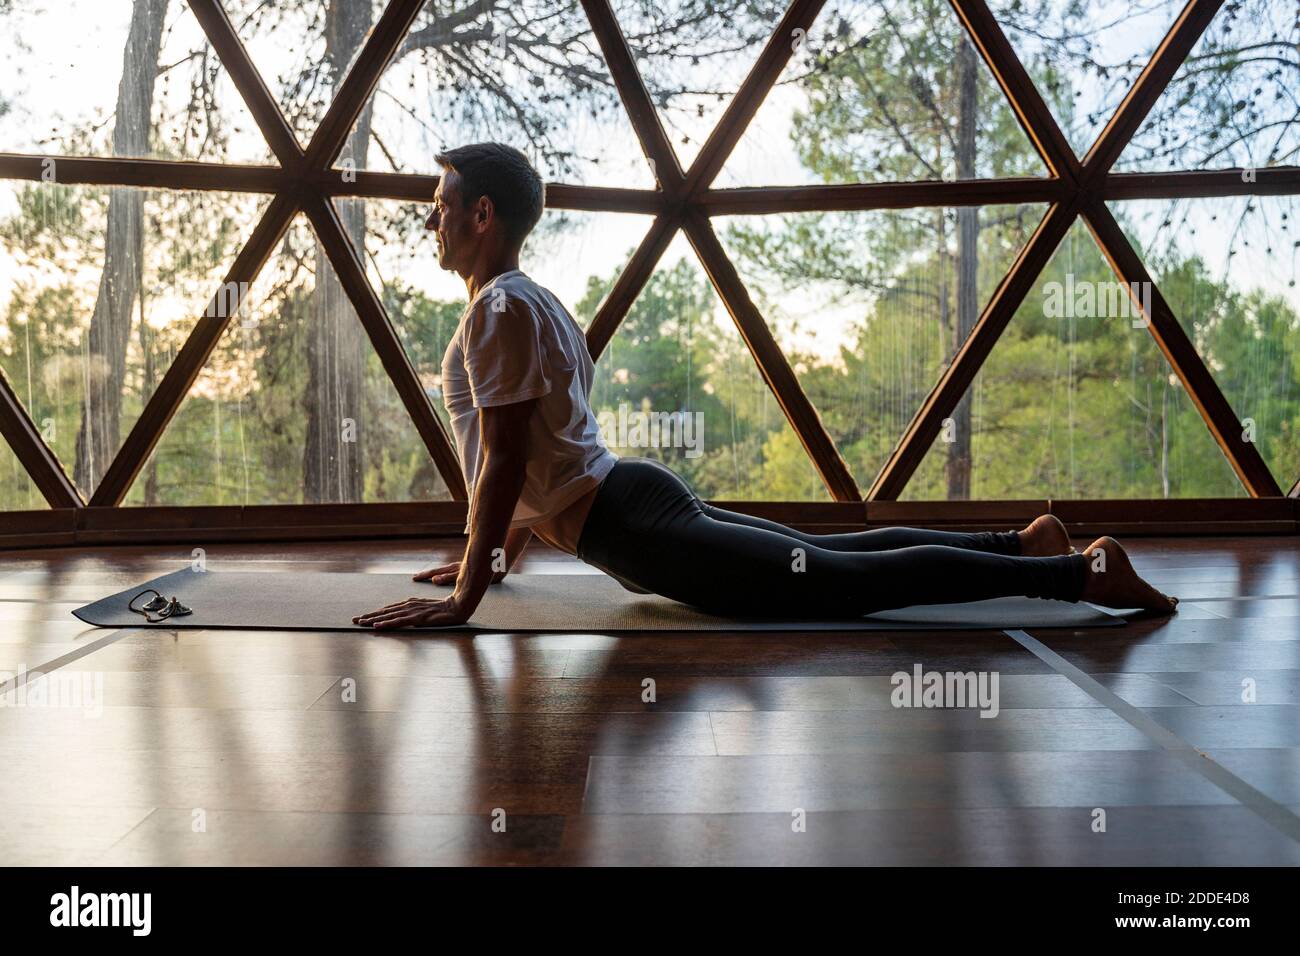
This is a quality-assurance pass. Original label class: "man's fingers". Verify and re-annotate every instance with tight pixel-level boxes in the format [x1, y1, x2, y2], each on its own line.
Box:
[413, 563, 456, 582]
[371, 610, 461, 630]
[367, 599, 414, 616]
[369, 615, 418, 629]
[353, 596, 466, 629]
[362, 608, 424, 628]
[353, 598, 423, 625]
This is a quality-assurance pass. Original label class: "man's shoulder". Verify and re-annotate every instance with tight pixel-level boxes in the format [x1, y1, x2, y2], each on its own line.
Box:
[470, 271, 566, 322]
[491, 271, 562, 308]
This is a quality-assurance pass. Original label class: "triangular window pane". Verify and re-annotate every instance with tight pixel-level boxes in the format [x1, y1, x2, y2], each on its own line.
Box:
[717, 203, 1047, 493]
[226, 0, 380, 153]
[131, 213, 448, 505]
[613, 0, 788, 171]
[0, 0, 273, 164]
[1109, 195, 1300, 491]
[900, 218, 1247, 500]
[989, 0, 1183, 160]
[586, 234, 831, 501]
[721, 0, 1048, 187]
[1115, 2, 1300, 172]
[0, 431, 47, 511]
[336, 2, 655, 187]
[0, 180, 270, 500]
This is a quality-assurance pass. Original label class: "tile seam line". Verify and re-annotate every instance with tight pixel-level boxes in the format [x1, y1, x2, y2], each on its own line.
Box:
[1005, 627, 1300, 845]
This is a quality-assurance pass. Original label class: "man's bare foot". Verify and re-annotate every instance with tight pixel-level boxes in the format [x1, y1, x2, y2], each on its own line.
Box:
[1018, 514, 1073, 556]
[1080, 536, 1178, 613]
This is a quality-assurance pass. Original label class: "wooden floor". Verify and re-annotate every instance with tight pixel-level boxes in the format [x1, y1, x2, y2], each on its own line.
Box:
[1, 534, 1298, 866]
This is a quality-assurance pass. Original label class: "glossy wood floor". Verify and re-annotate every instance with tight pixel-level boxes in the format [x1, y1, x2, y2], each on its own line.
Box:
[1, 535, 1298, 866]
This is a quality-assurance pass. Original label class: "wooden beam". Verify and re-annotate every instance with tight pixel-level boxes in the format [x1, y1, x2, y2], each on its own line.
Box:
[681, 0, 827, 197]
[2, 496, 1294, 552]
[868, 199, 1080, 500]
[1082, 0, 1224, 184]
[302, 194, 468, 501]
[586, 213, 680, 361]
[0, 370, 82, 508]
[682, 209, 861, 502]
[948, 0, 1080, 181]
[3, 157, 1292, 208]
[311, 169, 668, 213]
[188, 0, 304, 168]
[580, 0, 684, 194]
[302, 0, 425, 170]
[0, 154, 283, 193]
[89, 193, 298, 506]
[700, 177, 1065, 215]
[1083, 200, 1282, 497]
[1105, 167, 1300, 200]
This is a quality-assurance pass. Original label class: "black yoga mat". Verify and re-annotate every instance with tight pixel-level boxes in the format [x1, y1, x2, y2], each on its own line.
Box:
[72, 569, 1125, 631]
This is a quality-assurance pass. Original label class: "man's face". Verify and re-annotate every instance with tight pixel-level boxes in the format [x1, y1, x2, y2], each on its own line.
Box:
[425, 170, 477, 272]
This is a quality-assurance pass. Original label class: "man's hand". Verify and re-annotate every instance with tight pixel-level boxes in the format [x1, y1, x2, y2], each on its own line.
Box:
[412, 562, 505, 586]
[370, 400, 532, 632]
[352, 595, 470, 630]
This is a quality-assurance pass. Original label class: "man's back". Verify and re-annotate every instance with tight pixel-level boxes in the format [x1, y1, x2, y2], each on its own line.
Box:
[440, 269, 618, 533]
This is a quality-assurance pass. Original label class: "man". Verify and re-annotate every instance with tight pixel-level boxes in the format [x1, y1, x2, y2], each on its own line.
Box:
[355, 143, 1176, 629]
[354, 143, 617, 628]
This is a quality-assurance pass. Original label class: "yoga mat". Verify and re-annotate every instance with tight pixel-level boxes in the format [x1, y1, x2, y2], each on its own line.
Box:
[72, 569, 1125, 632]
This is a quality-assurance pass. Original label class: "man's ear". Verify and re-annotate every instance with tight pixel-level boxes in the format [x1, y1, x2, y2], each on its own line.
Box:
[473, 195, 494, 235]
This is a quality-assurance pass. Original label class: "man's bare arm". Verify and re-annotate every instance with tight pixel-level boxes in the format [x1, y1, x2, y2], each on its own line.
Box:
[450, 399, 535, 615]
[354, 398, 534, 629]
[502, 526, 532, 570]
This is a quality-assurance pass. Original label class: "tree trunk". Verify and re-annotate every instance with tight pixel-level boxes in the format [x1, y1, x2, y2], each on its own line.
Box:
[947, 35, 979, 499]
[303, 0, 373, 503]
[73, 0, 168, 494]
[137, 280, 161, 504]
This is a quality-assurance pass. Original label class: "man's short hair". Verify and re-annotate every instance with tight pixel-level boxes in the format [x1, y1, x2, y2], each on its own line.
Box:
[434, 143, 545, 248]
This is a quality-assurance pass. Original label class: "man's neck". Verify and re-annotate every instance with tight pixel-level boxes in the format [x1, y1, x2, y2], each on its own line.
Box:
[462, 249, 521, 300]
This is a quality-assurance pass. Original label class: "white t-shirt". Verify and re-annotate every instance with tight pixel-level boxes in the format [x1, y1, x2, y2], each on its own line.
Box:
[441, 269, 618, 534]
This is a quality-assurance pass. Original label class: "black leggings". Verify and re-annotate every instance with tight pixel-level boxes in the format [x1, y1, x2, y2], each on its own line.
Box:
[575, 457, 1088, 618]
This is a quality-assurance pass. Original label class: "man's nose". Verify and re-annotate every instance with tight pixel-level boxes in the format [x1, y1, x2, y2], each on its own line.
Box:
[425, 210, 438, 230]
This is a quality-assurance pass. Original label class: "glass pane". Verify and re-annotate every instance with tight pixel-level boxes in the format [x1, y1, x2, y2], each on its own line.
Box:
[613, 0, 788, 171]
[339, 1, 654, 187]
[1116, 0, 1300, 172]
[133, 214, 448, 505]
[901, 218, 1247, 500]
[1109, 195, 1300, 491]
[988, 0, 1184, 159]
[585, 234, 830, 501]
[717, 204, 1047, 493]
[0, 435, 47, 511]
[0, 180, 270, 499]
[0, 0, 271, 164]
[227, 0, 380, 151]
[721, 0, 1047, 187]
